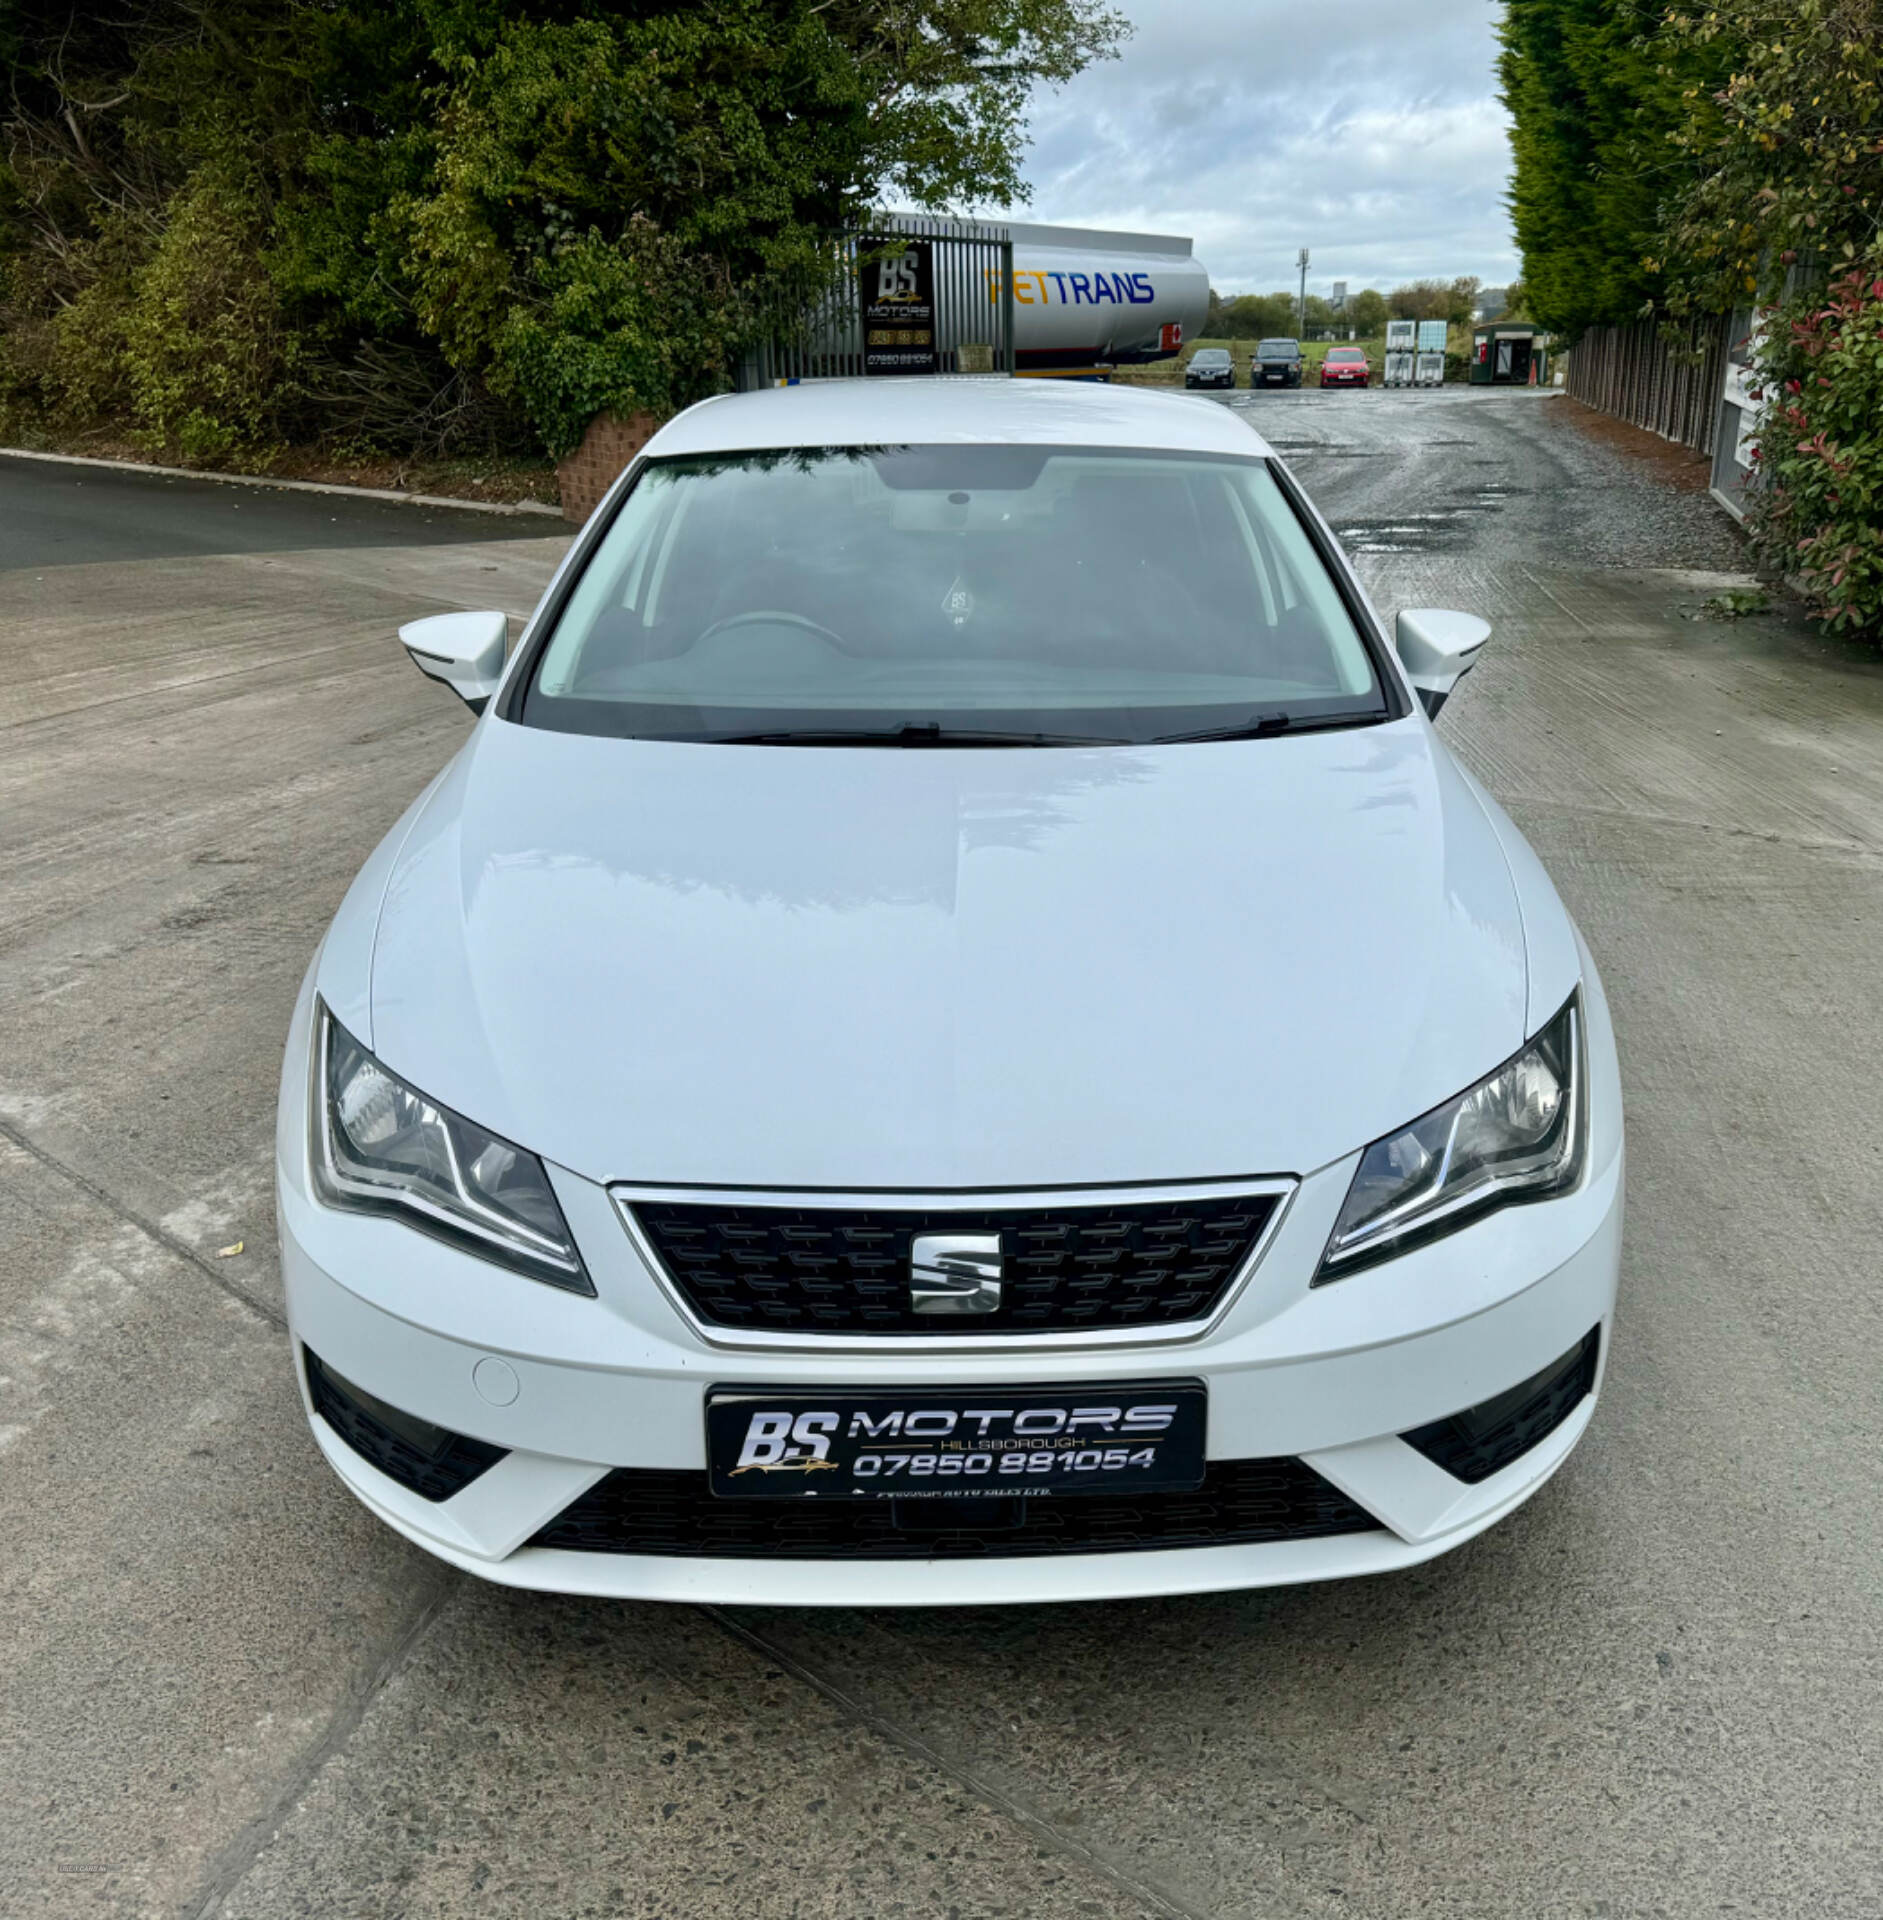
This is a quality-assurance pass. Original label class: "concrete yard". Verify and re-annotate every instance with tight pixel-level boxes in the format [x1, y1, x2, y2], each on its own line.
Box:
[3, 392, 1880, 1919]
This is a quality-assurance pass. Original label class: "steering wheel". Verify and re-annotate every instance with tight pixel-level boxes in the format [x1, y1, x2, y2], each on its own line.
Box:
[694, 610, 856, 655]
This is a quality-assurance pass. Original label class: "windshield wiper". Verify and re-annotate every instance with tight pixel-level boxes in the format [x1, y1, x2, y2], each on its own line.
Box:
[1150, 708, 1379, 745]
[707, 723, 1129, 748]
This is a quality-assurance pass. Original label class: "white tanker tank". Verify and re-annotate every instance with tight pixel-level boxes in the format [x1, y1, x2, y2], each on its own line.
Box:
[776, 217, 1210, 386]
[995, 220, 1210, 376]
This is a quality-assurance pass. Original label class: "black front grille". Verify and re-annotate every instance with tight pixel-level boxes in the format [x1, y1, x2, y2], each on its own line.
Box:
[1401, 1326, 1601, 1484]
[305, 1349, 505, 1503]
[631, 1193, 1279, 1336]
[528, 1458, 1377, 1560]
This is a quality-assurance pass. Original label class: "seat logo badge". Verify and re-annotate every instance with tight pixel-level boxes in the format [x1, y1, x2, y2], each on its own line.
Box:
[909, 1233, 1003, 1316]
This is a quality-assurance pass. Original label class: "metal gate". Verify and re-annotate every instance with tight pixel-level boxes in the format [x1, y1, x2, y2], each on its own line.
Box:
[739, 213, 1015, 388]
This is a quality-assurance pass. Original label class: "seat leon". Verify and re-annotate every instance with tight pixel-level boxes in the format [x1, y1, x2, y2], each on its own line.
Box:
[278, 378, 1622, 1605]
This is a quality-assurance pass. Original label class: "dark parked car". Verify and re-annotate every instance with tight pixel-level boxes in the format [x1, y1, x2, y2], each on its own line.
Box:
[1184, 347, 1235, 390]
[1320, 346, 1371, 388]
[1253, 338, 1303, 387]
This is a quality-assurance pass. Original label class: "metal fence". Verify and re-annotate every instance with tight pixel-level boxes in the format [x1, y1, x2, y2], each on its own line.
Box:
[1563, 311, 1734, 456]
[737, 213, 1015, 389]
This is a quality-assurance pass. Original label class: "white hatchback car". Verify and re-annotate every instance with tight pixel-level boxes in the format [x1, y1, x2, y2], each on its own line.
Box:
[278, 379, 1622, 1605]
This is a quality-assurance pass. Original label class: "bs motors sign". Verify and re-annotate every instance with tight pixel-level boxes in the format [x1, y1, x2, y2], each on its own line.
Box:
[861, 238, 938, 376]
[704, 1382, 1209, 1500]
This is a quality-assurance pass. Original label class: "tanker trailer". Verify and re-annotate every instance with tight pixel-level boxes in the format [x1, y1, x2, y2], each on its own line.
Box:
[996, 220, 1211, 377]
[764, 217, 1210, 385]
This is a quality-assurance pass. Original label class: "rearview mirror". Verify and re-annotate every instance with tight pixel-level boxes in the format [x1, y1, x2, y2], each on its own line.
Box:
[399, 610, 508, 715]
[1395, 608, 1490, 718]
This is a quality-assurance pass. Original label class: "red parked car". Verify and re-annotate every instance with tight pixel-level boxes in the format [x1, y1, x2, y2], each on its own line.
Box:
[1320, 347, 1371, 388]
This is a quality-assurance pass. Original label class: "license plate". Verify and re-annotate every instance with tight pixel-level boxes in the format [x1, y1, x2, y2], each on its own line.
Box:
[705, 1382, 1207, 1500]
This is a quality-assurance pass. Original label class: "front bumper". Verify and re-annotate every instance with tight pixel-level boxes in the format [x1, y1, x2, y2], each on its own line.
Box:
[277, 971, 1624, 1604]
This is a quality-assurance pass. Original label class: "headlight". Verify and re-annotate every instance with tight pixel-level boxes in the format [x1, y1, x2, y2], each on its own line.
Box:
[1316, 992, 1584, 1281]
[313, 1006, 592, 1293]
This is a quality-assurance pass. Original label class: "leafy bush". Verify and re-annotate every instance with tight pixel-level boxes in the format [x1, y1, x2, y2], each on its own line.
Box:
[1659, 0, 1883, 314]
[116, 173, 301, 460]
[1749, 267, 1883, 635]
[0, 0, 1129, 462]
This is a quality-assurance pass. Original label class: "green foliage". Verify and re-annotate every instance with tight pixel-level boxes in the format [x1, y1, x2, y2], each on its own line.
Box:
[1388, 278, 1480, 324]
[0, 0, 1127, 460]
[1501, 0, 1883, 638]
[1691, 586, 1770, 619]
[1497, 0, 1713, 337]
[112, 171, 302, 459]
[1747, 265, 1883, 634]
[1204, 287, 1393, 340]
[1659, 0, 1883, 312]
[1347, 288, 1390, 334]
[1209, 291, 1300, 337]
[1649, 0, 1883, 637]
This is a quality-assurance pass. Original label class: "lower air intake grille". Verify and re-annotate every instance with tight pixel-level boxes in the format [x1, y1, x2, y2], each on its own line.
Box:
[305, 1349, 505, 1503]
[1401, 1326, 1601, 1485]
[528, 1458, 1377, 1560]
[629, 1192, 1280, 1336]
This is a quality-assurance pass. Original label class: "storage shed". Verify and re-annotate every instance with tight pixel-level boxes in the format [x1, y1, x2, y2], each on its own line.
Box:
[1469, 323, 1549, 386]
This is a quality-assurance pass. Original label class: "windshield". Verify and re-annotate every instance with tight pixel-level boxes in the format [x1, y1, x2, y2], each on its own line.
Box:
[1328, 350, 1365, 363]
[1257, 340, 1298, 355]
[1192, 350, 1230, 365]
[521, 444, 1387, 745]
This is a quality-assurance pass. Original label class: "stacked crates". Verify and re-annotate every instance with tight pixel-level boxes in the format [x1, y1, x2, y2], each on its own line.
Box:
[1383, 319, 1416, 388]
[1414, 320, 1447, 388]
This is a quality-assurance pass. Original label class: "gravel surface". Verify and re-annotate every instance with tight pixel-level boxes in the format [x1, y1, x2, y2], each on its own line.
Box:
[1214, 386, 1751, 575]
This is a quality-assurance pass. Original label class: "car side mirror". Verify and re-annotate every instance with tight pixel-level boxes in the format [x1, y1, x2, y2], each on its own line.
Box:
[399, 610, 508, 715]
[1395, 608, 1490, 718]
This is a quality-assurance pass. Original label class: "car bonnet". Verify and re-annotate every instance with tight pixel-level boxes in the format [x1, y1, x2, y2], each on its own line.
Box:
[359, 717, 1528, 1189]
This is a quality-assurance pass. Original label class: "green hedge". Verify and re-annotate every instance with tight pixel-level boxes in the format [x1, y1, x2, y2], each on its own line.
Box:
[1751, 268, 1883, 635]
[0, 0, 1127, 461]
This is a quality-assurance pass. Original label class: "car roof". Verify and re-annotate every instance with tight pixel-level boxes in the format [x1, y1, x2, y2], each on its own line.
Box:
[645, 378, 1275, 460]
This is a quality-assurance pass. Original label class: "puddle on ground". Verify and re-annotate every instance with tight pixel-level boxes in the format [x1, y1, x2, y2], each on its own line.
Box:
[1339, 521, 1467, 552]
[1337, 496, 1513, 553]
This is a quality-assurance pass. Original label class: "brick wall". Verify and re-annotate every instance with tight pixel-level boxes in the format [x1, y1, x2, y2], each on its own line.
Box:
[555, 410, 663, 525]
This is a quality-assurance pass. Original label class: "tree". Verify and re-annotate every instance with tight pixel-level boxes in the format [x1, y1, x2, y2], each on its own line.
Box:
[1387, 281, 1454, 321]
[1347, 288, 1389, 334]
[0, 0, 1130, 457]
[1212, 291, 1297, 337]
[1497, 0, 1714, 338]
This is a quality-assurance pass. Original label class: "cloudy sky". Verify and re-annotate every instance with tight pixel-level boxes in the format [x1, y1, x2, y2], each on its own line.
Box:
[982, 0, 1519, 298]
